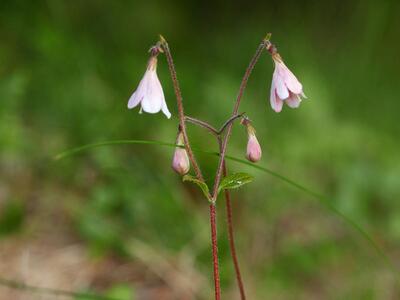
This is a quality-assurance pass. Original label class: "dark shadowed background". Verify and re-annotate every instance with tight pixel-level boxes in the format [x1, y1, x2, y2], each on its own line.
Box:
[1, 0, 400, 299]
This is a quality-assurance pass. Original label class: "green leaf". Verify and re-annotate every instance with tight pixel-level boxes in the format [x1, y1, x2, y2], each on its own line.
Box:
[218, 172, 253, 194]
[182, 175, 210, 200]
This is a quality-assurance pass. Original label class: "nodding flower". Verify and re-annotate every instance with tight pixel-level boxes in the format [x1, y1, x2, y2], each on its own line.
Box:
[127, 48, 171, 118]
[241, 119, 262, 163]
[172, 131, 190, 175]
[268, 48, 306, 113]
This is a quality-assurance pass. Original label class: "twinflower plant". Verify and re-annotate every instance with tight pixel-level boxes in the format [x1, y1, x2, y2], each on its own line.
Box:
[127, 34, 306, 300]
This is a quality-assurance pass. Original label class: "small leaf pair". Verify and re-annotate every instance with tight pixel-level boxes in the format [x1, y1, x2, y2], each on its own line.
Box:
[183, 172, 254, 201]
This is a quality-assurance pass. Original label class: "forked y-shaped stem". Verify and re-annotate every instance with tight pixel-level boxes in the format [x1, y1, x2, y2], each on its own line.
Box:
[211, 37, 270, 299]
[161, 35, 270, 300]
[185, 116, 219, 136]
[211, 37, 270, 201]
[185, 114, 244, 137]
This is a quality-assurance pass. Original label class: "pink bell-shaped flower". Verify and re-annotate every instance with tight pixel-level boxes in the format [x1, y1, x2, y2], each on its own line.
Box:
[172, 131, 190, 175]
[269, 54, 306, 113]
[128, 55, 171, 118]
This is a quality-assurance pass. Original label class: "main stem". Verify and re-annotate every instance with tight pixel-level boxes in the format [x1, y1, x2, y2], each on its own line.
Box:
[209, 203, 221, 300]
[161, 39, 221, 300]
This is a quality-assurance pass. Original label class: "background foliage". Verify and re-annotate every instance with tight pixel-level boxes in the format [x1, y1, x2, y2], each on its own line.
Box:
[1, 0, 400, 299]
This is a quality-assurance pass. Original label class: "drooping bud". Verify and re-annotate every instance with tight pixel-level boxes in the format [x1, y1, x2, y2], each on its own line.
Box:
[247, 134, 262, 163]
[241, 118, 262, 163]
[172, 130, 190, 175]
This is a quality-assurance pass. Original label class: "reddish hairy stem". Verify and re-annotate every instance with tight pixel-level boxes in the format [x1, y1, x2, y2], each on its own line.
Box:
[185, 116, 219, 136]
[162, 41, 205, 183]
[217, 113, 245, 135]
[210, 203, 221, 300]
[185, 114, 244, 137]
[224, 188, 246, 299]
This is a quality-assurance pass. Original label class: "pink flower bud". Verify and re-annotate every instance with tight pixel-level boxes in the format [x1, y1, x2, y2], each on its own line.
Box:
[246, 133, 262, 163]
[172, 132, 190, 175]
[241, 118, 262, 163]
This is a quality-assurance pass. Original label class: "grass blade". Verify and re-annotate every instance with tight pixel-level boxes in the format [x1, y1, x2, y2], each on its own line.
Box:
[54, 139, 399, 282]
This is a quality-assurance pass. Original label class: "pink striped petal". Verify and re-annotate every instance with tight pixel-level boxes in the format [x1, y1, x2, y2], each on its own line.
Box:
[274, 70, 290, 100]
[279, 62, 303, 94]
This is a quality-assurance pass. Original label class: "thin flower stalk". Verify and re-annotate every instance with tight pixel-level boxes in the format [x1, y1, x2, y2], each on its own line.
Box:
[160, 38, 206, 184]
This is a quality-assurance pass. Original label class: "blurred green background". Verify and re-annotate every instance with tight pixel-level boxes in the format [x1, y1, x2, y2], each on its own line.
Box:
[1, 0, 400, 299]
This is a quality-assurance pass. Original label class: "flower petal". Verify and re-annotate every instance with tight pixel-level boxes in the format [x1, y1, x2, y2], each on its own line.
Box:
[127, 78, 146, 109]
[140, 71, 163, 113]
[161, 98, 171, 119]
[270, 82, 284, 113]
[286, 93, 301, 108]
[280, 63, 303, 94]
[127, 91, 140, 109]
[274, 66, 290, 100]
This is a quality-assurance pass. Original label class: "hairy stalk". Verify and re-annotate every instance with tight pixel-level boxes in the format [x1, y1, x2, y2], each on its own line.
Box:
[161, 37, 221, 300]
[185, 116, 219, 136]
[161, 39, 205, 183]
[224, 187, 246, 299]
[217, 113, 245, 135]
[211, 37, 269, 200]
[209, 203, 221, 300]
[185, 114, 244, 137]
[218, 137, 246, 299]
